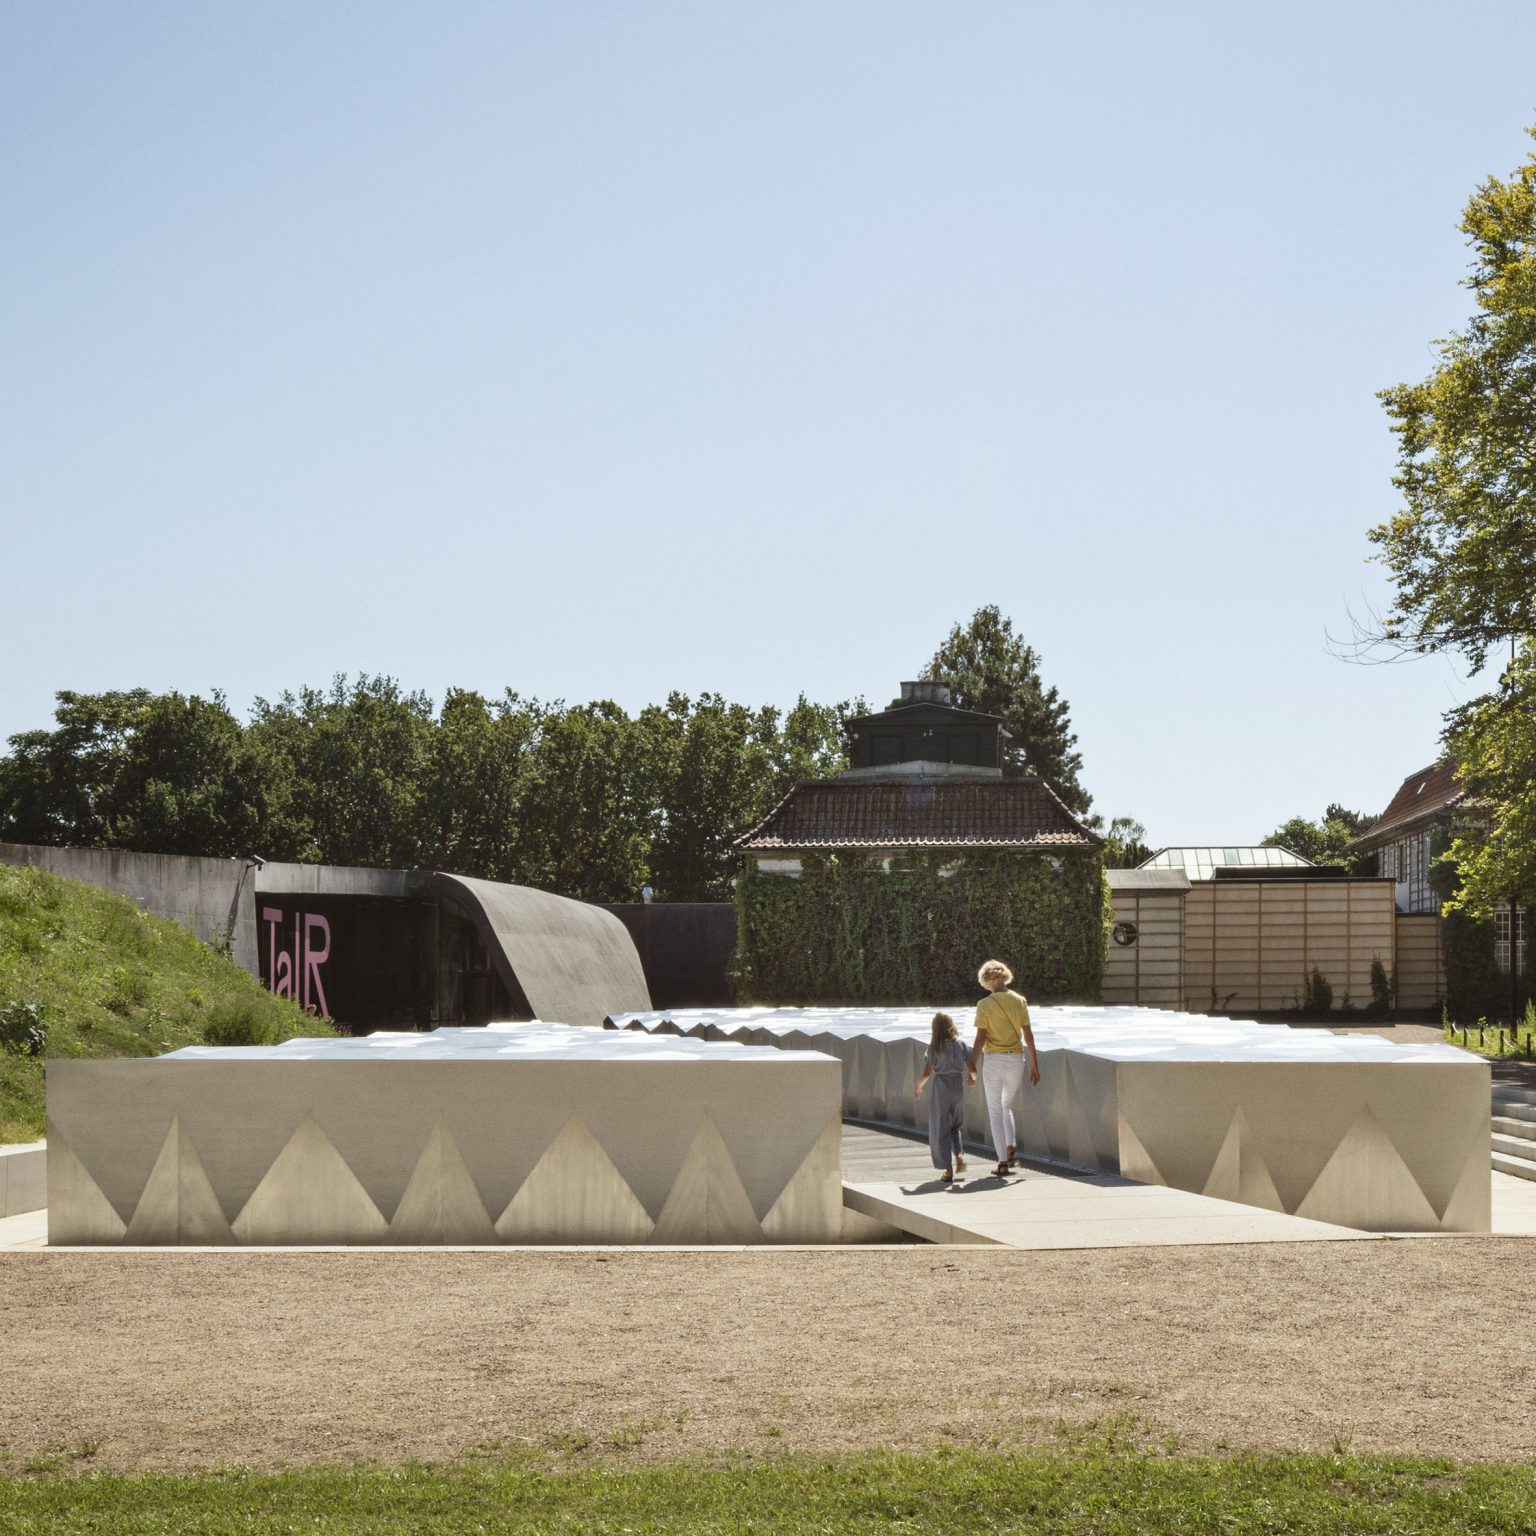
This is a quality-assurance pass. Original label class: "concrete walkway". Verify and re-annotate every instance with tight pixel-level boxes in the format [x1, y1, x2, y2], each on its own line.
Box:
[841, 1124, 1374, 1248]
[844, 1124, 1536, 1247]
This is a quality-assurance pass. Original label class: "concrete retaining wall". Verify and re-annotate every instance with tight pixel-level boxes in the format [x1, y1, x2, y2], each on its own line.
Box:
[0, 843, 258, 975]
[0, 1142, 46, 1217]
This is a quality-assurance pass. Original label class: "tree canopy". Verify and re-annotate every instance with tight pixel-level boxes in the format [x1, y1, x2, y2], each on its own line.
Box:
[1442, 653, 1536, 911]
[1372, 125, 1536, 670]
[1101, 817, 1152, 870]
[1260, 805, 1375, 871]
[0, 680, 851, 904]
[922, 605, 1092, 816]
[1369, 123, 1536, 913]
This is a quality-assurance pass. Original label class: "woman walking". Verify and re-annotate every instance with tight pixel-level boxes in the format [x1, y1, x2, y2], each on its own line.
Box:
[914, 1012, 974, 1183]
[969, 959, 1040, 1177]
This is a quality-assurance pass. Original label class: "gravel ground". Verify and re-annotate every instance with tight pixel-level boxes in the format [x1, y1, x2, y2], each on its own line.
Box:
[2, 1241, 1534, 1472]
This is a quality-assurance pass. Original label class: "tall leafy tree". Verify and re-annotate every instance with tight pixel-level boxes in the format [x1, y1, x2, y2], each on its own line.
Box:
[1443, 652, 1536, 911]
[0, 690, 154, 846]
[248, 676, 436, 868]
[1370, 124, 1536, 912]
[922, 605, 1091, 816]
[421, 689, 538, 880]
[1102, 816, 1152, 870]
[512, 701, 652, 902]
[111, 692, 262, 856]
[1373, 125, 1536, 668]
[0, 689, 261, 856]
[635, 693, 849, 901]
[1261, 805, 1375, 871]
[0, 678, 856, 902]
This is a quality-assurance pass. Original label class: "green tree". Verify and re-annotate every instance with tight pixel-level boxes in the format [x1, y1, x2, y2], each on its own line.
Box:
[1369, 123, 1536, 914]
[1372, 126, 1536, 669]
[1102, 816, 1152, 870]
[922, 605, 1091, 815]
[633, 693, 849, 902]
[511, 701, 651, 902]
[111, 692, 263, 856]
[420, 689, 539, 880]
[639, 694, 773, 901]
[0, 689, 262, 857]
[1261, 805, 1375, 871]
[0, 689, 154, 846]
[247, 676, 436, 868]
[1442, 651, 1536, 912]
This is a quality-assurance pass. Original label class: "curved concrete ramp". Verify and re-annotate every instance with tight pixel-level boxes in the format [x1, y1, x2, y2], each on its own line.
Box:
[430, 874, 650, 1028]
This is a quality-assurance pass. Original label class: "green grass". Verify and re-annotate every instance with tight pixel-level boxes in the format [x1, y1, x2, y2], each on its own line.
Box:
[1443, 1016, 1536, 1061]
[0, 1448, 1534, 1534]
[0, 863, 334, 1143]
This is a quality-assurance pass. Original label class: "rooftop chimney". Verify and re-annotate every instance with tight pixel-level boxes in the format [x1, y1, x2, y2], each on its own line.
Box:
[897, 680, 952, 707]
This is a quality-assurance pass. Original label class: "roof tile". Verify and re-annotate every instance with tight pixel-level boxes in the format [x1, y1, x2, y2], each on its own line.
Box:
[735, 779, 1102, 852]
[1351, 760, 1465, 848]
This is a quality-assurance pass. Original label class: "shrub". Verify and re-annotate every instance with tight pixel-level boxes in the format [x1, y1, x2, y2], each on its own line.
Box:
[1369, 958, 1394, 1015]
[0, 1001, 49, 1056]
[102, 965, 153, 1016]
[1300, 968, 1333, 1014]
[201, 997, 273, 1048]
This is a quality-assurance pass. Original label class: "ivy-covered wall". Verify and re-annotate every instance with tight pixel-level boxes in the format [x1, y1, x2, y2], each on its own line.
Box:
[734, 850, 1109, 1005]
[1431, 827, 1529, 1022]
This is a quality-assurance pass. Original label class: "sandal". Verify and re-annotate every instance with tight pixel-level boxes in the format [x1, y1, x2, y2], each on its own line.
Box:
[993, 1162, 1010, 1178]
[940, 1170, 954, 1183]
[954, 1156, 966, 1174]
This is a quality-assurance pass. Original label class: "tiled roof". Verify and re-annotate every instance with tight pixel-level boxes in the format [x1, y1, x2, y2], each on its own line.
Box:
[735, 779, 1102, 852]
[1350, 760, 1466, 849]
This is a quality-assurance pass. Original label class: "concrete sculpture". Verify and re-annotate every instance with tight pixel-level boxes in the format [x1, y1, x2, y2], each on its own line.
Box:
[46, 1024, 842, 1246]
[609, 1005, 1492, 1233]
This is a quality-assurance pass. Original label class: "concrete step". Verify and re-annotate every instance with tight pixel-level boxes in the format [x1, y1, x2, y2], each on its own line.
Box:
[1491, 1132, 1536, 1163]
[1493, 1115, 1536, 1142]
[1493, 1098, 1536, 1125]
[1492, 1083, 1536, 1108]
[1493, 1151, 1536, 1183]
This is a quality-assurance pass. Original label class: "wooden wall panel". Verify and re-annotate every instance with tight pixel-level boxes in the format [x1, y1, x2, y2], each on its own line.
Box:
[1104, 890, 1185, 1008]
[1182, 880, 1400, 1014]
[1395, 914, 1444, 1010]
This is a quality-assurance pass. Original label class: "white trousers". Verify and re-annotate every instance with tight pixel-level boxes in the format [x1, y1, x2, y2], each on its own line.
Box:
[982, 1052, 1026, 1163]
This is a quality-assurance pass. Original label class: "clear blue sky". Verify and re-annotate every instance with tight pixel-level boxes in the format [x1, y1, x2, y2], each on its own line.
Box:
[3, 2, 1533, 845]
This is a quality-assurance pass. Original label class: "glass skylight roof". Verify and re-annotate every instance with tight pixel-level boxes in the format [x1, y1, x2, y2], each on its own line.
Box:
[1139, 846, 1312, 881]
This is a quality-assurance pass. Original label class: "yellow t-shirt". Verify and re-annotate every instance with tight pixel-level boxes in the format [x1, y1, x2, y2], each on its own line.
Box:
[975, 989, 1030, 1053]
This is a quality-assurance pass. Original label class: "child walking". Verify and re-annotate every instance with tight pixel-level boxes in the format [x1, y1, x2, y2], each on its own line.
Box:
[914, 1011, 975, 1183]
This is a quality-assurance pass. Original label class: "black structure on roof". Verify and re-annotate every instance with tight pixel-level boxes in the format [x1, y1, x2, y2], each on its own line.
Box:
[843, 681, 1010, 774]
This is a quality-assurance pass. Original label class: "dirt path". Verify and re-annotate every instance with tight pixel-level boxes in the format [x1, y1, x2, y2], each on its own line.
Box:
[2, 1241, 1534, 1471]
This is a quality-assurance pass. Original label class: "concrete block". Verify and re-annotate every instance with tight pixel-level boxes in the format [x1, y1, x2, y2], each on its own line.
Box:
[45, 1025, 842, 1247]
[0, 1142, 46, 1218]
[615, 1004, 1492, 1234]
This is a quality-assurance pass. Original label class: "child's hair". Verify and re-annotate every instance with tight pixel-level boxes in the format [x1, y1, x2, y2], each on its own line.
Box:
[929, 1011, 958, 1056]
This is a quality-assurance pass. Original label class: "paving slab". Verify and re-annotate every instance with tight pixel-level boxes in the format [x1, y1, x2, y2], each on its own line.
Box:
[1491, 1168, 1536, 1234]
[841, 1125, 1374, 1248]
[0, 1210, 46, 1249]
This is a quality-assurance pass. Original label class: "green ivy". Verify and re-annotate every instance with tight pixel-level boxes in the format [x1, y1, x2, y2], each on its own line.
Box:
[1431, 826, 1519, 1022]
[734, 850, 1108, 1004]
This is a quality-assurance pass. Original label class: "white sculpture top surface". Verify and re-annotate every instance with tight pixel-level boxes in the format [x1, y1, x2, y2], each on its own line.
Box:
[165, 1021, 827, 1064]
[607, 1004, 1478, 1066]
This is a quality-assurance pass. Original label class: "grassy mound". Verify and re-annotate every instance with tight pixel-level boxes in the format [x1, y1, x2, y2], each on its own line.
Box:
[0, 863, 333, 1143]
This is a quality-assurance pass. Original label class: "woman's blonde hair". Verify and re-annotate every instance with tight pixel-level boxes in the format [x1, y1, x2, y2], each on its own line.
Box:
[977, 959, 1013, 988]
